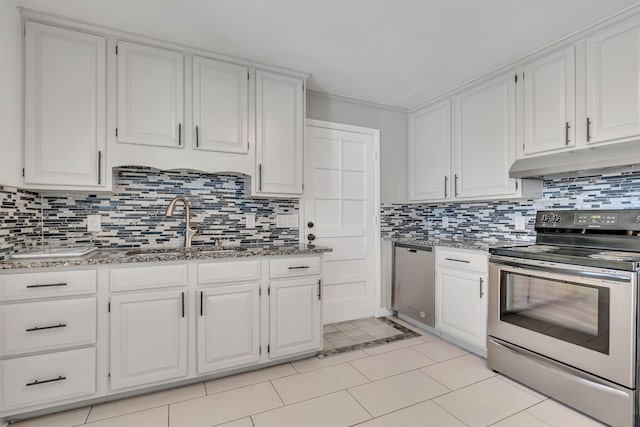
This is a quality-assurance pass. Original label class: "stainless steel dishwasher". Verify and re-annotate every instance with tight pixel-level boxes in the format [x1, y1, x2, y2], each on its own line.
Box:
[392, 242, 435, 327]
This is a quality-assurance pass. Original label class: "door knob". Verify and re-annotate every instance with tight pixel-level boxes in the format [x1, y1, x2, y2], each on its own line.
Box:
[307, 233, 316, 241]
[307, 221, 314, 228]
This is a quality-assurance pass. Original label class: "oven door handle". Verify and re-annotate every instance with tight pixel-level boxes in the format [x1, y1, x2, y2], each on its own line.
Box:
[491, 261, 632, 285]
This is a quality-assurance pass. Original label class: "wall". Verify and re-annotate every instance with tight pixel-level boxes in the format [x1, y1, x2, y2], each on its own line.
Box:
[0, 0, 21, 187]
[0, 167, 299, 259]
[381, 167, 640, 242]
[306, 91, 408, 204]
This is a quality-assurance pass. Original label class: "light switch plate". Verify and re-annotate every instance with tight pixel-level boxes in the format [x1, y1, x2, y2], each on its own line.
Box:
[245, 214, 255, 228]
[87, 215, 101, 232]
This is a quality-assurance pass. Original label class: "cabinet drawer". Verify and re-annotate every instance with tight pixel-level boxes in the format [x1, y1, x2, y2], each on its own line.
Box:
[110, 264, 187, 291]
[436, 248, 488, 272]
[0, 298, 96, 356]
[0, 347, 96, 410]
[0, 270, 96, 301]
[198, 260, 261, 285]
[269, 256, 321, 279]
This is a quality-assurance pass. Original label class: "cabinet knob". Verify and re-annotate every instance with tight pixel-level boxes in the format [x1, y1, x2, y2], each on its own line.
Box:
[307, 233, 316, 241]
[307, 221, 314, 228]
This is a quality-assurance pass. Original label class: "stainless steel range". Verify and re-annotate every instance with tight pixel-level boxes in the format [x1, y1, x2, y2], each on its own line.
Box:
[488, 209, 640, 427]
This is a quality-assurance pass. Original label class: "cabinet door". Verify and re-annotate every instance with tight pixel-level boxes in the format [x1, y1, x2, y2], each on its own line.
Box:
[110, 290, 187, 390]
[23, 22, 106, 187]
[193, 57, 249, 153]
[197, 284, 260, 374]
[586, 19, 640, 144]
[523, 46, 575, 154]
[408, 100, 451, 201]
[256, 71, 304, 196]
[453, 72, 516, 198]
[435, 266, 487, 348]
[269, 278, 321, 359]
[117, 42, 184, 147]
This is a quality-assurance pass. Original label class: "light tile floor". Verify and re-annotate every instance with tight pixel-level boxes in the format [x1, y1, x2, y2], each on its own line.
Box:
[10, 318, 606, 427]
[322, 317, 404, 350]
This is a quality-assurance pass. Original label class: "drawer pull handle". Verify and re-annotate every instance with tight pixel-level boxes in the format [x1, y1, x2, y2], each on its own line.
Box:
[288, 266, 310, 270]
[26, 283, 67, 288]
[26, 323, 67, 332]
[26, 375, 67, 387]
[444, 258, 470, 263]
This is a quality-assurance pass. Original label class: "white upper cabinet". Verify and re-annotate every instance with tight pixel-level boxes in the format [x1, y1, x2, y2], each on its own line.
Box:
[586, 18, 640, 145]
[523, 46, 576, 155]
[192, 57, 249, 153]
[117, 42, 184, 148]
[23, 22, 106, 188]
[453, 72, 517, 199]
[255, 70, 304, 196]
[409, 100, 451, 201]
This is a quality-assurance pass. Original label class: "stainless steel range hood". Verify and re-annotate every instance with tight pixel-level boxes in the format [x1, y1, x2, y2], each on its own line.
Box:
[509, 141, 640, 179]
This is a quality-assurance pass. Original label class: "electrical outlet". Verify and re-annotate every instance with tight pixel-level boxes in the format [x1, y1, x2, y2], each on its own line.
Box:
[514, 216, 526, 230]
[245, 214, 255, 228]
[87, 215, 102, 232]
[442, 217, 449, 228]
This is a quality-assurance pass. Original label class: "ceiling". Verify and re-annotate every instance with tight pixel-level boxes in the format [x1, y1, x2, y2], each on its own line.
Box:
[16, 0, 640, 109]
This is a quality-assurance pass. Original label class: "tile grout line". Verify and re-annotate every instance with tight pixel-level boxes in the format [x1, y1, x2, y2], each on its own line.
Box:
[430, 398, 472, 426]
[83, 406, 93, 425]
[344, 388, 375, 421]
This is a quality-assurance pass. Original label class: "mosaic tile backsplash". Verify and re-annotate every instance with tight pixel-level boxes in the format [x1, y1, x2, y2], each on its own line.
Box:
[0, 167, 299, 258]
[381, 168, 640, 243]
[4, 166, 640, 259]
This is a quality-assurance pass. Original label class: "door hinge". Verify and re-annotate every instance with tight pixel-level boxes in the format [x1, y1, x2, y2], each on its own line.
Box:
[522, 72, 525, 80]
[115, 128, 118, 137]
[302, 83, 305, 91]
[115, 46, 118, 55]
[514, 74, 518, 83]
[108, 301, 110, 313]
[247, 71, 250, 80]
[515, 180, 519, 191]
[23, 25, 26, 37]
[259, 346, 262, 355]
[267, 344, 270, 353]
[268, 287, 270, 296]
[302, 183, 305, 191]
[22, 168, 25, 177]
[259, 288, 262, 297]
[107, 373, 111, 384]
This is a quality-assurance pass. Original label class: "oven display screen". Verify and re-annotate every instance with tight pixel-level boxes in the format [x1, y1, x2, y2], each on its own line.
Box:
[575, 212, 619, 226]
[500, 271, 610, 355]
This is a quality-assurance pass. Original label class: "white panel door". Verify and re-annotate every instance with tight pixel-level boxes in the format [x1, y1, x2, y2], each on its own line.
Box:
[523, 46, 576, 154]
[193, 56, 249, 153]
[304, 125, 376, 323]
[269, 278, 321, 359]
[197, 284, 260, 374]
[436, 267, 487, 348]
[23, 22, 106, 187]
[409, 100, 451, 201]
[256, 71, 303, 195]
[110, 290, 187, 390]
[453, 72, 516, 199]
[586, 19, 640, 144]
[117, 42, 184, 147]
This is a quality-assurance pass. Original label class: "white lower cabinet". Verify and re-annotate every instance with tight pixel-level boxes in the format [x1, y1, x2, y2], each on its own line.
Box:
[197, 283, 260, 374]
[0, 347, 96, 411]
[269, 277, 322, 359]
[109, 290, 187, 390]
[435, 248, 488, 350]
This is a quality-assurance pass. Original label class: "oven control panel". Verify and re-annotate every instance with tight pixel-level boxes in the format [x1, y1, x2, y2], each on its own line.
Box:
[575, 212, 619, 226]
[535, 210, 640, 230]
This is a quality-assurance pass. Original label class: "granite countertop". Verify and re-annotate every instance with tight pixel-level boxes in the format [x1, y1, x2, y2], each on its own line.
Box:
[383, 236, 532, 252]
[0, 243, 332, 270]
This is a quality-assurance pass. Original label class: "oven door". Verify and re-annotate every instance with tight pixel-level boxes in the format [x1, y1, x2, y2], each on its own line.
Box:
[488, 257, 637, 388]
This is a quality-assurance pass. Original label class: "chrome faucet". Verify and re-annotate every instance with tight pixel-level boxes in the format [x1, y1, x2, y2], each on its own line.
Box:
[165, 196, 198, 248]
